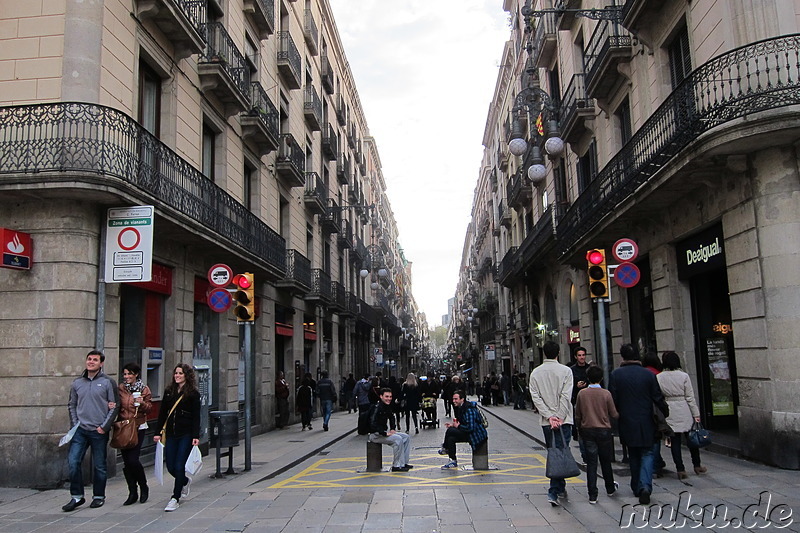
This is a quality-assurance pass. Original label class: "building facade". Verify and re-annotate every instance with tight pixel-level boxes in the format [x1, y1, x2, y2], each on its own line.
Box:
[0, 0, 425, 487]
[451, 0, 800, 468]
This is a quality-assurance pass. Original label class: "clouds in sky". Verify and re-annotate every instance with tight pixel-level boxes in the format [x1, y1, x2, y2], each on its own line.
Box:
[328, 0, 509, 326]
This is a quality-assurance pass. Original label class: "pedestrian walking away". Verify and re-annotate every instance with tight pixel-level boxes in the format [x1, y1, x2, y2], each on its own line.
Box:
[529, 341, 574, 507]
[609, 344, 669, 505]
[275, 371, 290, 429]
[343, 373, 356, 413]
[316, 370, 336, 431]
[153, 363, 201, 512]
[438, 391, 488, 469]
[297, 377, 314, 430]
[62, 350, 119, 512]
[368, 388, 413, 471]
[117, 362, 153, 505]
[400, 373, 421, 434]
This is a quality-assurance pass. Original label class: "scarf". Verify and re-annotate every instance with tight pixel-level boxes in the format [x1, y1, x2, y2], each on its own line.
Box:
[124, 378, 145, 393]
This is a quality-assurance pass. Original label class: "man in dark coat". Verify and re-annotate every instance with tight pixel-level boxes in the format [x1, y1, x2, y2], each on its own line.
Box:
[609, 344, 669, 505]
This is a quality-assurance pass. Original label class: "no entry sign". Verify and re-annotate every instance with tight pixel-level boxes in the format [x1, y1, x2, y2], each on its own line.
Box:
[614, 262, 641, 288]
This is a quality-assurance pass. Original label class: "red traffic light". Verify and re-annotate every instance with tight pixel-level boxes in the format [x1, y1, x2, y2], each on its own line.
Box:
[233, 273, 252, 289]
[587, 249, 605, 265]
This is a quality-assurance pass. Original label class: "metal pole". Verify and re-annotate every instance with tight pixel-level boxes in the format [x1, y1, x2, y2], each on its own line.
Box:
[596, 298, 610, 387]
[95, 216, 107, 351]
[243, 322, 252, 471]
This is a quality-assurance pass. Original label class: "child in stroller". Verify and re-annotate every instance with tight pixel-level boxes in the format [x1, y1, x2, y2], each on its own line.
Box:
[420, 394, 440, 428]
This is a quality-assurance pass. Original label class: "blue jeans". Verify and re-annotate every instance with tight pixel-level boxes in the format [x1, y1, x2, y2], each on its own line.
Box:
[321, 400, 333, 427]
[68, 427, 109, 499]
[164, 434, 192, 500]
[542, 424, 572, 499]
[627, 442, 657, 496]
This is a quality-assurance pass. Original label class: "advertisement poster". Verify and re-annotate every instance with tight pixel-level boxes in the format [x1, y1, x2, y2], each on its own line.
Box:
[706, 337, 734, 416]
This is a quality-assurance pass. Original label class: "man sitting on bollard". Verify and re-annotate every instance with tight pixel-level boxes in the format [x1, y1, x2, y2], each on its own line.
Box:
[438, 391, 488, 469]
[368, 388, 413, 472]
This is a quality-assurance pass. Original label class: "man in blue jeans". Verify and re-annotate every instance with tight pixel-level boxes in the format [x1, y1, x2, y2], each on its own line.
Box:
[529, 341, 574, 506]
[63, 350, 119, 511]
[315, 370, 337, 431]
[609, 344, 669, 504]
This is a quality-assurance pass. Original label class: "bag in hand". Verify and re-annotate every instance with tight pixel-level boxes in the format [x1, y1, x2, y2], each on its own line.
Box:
[110, 418, 139, 449]
[545, 427, 581, 479]
[687, 421, 712, 448]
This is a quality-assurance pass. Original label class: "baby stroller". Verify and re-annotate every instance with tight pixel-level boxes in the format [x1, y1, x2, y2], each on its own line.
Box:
[420, 395, 439, 428]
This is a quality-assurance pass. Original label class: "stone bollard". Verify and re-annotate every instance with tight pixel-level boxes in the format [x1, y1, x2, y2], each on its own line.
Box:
[366, 441, 383, 472]
[472, 440, 489, 470]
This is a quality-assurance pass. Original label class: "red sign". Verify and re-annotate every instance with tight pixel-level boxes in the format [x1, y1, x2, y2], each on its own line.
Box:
[614, 262, 641, 288]
[208, 263, 233, 287]
[567, 326, 581, 344]
[1, 228, 33, 270]
[612, 238, 639, 263]
[207, 288, 232, 312]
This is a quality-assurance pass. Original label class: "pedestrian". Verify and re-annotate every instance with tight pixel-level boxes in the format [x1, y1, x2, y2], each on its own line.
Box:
[643, 352, 666, 477]
[297, 377, 313, 430]
[609, 344, 669, 505]
[438, 391, 488, 469]
[62, 350, 119, 512]
[368, 388, 413, 472]
[400, 372, 421, 434]
[513, 372, 527, 409]
[275, 371, 290, 429]
[316, 370, 336, 431]
[441, 375, 453, 417]
[529, 341, 574, 507]
[353, 373, 372, 414]
[304, 372, 317, 420]
[657, 351, 707, 479]
[343, 373, 356, 413]
[568, 346, 590, 464]
[500, 371, 511, 405]
[574, 365, 619, 504]
[443, 375, 465, 418]
[153, 363, 201, 512]
[118, 362, 153, 505]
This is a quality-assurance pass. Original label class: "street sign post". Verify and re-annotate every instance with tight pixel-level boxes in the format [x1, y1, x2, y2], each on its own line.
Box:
[104, 206, 154, 282]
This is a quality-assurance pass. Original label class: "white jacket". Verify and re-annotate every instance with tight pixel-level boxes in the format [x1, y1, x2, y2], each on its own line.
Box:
[656, 370, 700, 433]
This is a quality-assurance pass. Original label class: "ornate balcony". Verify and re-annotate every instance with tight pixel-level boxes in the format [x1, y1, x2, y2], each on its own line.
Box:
[321, 54, 335, 94]
[303, 172, 327, 214]
[351, 234, 366, 263]
[494, 315, 507, 333]
[275, 133, 305, 188]
[347, 179, 359, 203]
[358, 297, 379, 328]
[329, 281, 345, 312]
[198, 23, 251, 116]
[584, 20, 633, 100]
[277, 31, 301, 90]
[516, 205, 555, 273]
[497, 246, 519, 287]
[135, 0, 206, 59]
[240, 82, 279, 155]
[303, 84, 322, 131]
[559, 74, 595, 143]
[336, 95, 348, 126]
[243, 0, 274, 40]
[305, 269, 331, 304]
[337, 218, 353, 249]
[507, 170, 532, 209]
[531, 10, 558, 68]
[276, 249, 311, 294]
[303, 8, 319, 56]
[320, 199, 341, 234]
[321, 123, 338, 161]
[0, 103, 286, 277]
[336, 154, 350, 185]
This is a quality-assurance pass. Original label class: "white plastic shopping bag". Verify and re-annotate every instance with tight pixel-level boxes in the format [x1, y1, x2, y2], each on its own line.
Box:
[154, 441, 165, 485]
[58, 423, 80, 447]
[185, 445, 203, 476]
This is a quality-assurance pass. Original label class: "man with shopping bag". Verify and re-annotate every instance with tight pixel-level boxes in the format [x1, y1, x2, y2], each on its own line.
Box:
[529, 341, 574, 507]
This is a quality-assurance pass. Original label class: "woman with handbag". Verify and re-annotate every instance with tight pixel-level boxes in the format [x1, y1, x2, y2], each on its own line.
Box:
[116, 363, 152, 505]
[657, 352, 707, 479]
[153, 364, 201, 512]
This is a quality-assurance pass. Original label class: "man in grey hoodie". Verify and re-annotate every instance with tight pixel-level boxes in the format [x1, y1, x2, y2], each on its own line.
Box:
[62, 350, 119, 512]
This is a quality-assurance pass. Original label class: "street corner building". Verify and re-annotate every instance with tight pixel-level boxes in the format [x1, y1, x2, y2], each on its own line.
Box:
[446, 0, 800, 469]
[0, 0, 429, 487]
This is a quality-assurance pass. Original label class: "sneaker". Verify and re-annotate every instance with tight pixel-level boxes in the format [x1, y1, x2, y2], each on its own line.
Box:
[62, 497, 85, 512]
[547, 495, 560, 507]
[607, 481, 619, 496]
[164, 498, 179, 512]
[441, 461, 458, 469]
[437, 447, 448, 456]
[181, 476, 191, 498]
[589, 497, 598, 504]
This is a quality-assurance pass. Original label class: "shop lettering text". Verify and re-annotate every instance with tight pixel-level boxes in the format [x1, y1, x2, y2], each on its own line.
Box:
[685, 238, 722, 266]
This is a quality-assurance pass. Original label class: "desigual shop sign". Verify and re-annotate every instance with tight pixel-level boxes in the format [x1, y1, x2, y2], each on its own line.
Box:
[676, 223, 726, 279]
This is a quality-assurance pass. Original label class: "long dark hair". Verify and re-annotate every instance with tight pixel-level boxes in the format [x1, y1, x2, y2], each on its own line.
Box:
[165, 363, 198, 397]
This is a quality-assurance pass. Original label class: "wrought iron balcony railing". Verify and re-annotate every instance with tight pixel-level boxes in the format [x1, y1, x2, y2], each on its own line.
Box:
[507, 169, 532, 209]
[276, 249, 311, 293]
[320, 198, 341, 234]
[321, 54, 334, 94]
[240, 81, 279, 154]
[531, 10, 558, 68]
[583, 20, 633, 98]
[306, 269, 332, 303]
[199, 22, 251, 109]
[559, 73, 595, 143]
[277, 31, 301, 90]
[243, 0, 275, 38]
[303, 84, 322, 131]
[303, 172, 327, 214]
[321, 123, 338, 161]
[0, 102, 286, 274]
[303, 8, 319, 55]
[330, 280, 345, 312]
[275, 133, 305, 187]
[135, 0, 206, 57]
[557, 34, 800, 255]
[497, 246, 518, 287]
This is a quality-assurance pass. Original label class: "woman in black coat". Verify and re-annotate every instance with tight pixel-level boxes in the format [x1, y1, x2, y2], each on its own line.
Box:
[400, 373, 421, 434]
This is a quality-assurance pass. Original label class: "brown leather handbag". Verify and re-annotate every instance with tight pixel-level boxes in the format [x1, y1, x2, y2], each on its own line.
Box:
[110, 407, 139, 449]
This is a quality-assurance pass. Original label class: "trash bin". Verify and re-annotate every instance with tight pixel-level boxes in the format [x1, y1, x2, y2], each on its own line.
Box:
[210, 411, 239, 448]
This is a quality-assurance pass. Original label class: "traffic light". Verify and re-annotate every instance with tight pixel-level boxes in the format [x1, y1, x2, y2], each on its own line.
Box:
[232, 273, 255, 322]
[586, 249, 609, 298]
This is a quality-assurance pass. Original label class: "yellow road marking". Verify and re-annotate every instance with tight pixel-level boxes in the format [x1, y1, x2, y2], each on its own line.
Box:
[268, 453, 585, 489]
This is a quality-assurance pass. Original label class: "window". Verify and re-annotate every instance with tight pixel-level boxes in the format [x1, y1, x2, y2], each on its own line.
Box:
[202, 123, 216, 181]
[668, 25, 691, 89]
[554, 163, 568, 210]
[279, 196, 290, 240]
[615, 97, 632, 146]
[244, 34, 259, 79]
[138, 61, 161, 137]
[243, 164, 254, 211]
[577, 141, 598, 194]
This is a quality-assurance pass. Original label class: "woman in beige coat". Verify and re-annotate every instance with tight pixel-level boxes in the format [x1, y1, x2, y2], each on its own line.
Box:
[657, 352, 706, 479]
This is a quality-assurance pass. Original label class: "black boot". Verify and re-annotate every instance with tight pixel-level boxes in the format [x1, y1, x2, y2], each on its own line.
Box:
[136, 464, 149, 503]
[122, 467, 138, 505]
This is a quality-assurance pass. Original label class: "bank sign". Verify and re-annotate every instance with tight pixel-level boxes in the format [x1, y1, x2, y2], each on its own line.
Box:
[676, 223, 726, 279]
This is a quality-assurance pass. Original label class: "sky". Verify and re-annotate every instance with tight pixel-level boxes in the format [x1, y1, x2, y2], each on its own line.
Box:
[328, 0, 510, 327]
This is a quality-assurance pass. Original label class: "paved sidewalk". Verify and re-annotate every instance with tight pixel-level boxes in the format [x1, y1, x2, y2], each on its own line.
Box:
[0, 403, 798, 532]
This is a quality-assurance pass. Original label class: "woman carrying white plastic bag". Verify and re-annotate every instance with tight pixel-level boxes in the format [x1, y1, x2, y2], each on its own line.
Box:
[185, 445, 202, 476]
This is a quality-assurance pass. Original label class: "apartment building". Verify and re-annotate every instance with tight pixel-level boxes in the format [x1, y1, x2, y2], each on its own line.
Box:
[452, 0, 800, 468]
[0, 0, 425, 487]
